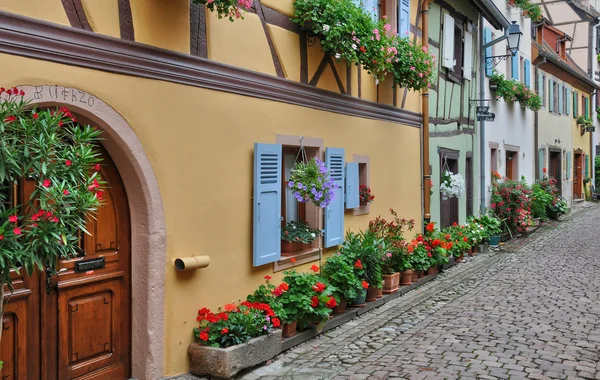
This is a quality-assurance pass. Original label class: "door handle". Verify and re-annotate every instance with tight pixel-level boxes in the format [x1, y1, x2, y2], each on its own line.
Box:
[45, 267, 68, 294]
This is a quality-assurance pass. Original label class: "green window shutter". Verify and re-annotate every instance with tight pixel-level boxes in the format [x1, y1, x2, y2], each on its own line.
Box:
[566, 152, 572, 180]
[585, 97, 589, 118]
[253, 143, 282, 266]
[549, 80, 554, 112]
[585, 155, 589, 178]
[345, 162, 360, 209]
[558, 84, 563, 115]
[324, 147, 345, 248]
[574, 91, 578, 117]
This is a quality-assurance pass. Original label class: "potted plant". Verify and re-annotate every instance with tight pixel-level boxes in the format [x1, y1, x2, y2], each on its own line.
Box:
[381, 251, 400, 294]
[440, 171, 466, 200]
[357, 231, 384, 301]
[409, 236, 430, 281]
[191, 0, 253, 22]
[288, 157, 337, 208]
[359, 185, 375, 206]
[477, 214, 502, 246]
[322, 251, 364, 314]
[281, 220, 322, 254]
[189, 300, 282, 378]
[278, 265, 338, 334]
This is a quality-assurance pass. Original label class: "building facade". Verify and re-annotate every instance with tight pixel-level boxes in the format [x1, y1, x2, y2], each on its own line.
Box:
[0, 0, 426, 378]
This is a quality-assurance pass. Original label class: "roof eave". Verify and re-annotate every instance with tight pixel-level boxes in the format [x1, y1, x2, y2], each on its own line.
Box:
[471, 0, 510, 30]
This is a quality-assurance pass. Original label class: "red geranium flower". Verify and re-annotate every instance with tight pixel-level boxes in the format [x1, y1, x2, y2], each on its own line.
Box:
[463, 236, 468, 242]
[199, 332, 209, 341]
[272, 317, 281, 328]
[361, 281, 369, 289]
[221, 328, 229, 334]
[426, 223, 435, 232]
[312, 282, 326, 293]
[290, 258, 297, 263]
[354, 260, 363, 269]
[310, 264, 319, 272]
[279, 282, 289, 291]
[311, 296, 319, 308]
[325, 296, 337, 308]
[264, 275, 272, 281]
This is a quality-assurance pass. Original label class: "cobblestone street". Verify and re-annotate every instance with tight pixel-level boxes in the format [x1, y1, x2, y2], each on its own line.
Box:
[182, 205, 600, 380]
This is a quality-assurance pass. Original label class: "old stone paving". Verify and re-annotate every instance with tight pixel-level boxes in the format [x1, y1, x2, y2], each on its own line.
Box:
[181, 205, 600, 380]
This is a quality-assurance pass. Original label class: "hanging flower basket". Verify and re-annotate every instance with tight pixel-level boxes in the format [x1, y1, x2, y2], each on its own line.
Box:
[440, 171, 465, 200]
[359, 185, 374, 206]
[288, 158, 337, 208]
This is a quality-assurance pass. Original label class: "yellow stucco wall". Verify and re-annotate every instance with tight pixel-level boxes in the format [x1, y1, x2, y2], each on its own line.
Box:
[81, 0, 121, 38]
[2, 0, 70, 25]
[130, 0, 190, 54]
[0, 52, 423, 376]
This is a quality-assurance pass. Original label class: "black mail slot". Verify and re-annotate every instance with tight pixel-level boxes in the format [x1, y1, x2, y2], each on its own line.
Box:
[75, 257, 105, 273]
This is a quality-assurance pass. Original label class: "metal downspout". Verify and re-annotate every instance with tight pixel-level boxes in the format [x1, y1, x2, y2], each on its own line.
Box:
[479, 14, 486, 216]
[422, 0, 432, 223]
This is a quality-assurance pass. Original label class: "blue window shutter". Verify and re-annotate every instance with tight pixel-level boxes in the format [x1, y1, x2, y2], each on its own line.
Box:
[566, 88, 570, 115]
[484, 28, 492, 77]
[566, 152, 571, 179]
[324, 148, 345, 248]
[524, 59, 530, 87]
[558, 84, 563, 115]
[345, 162, 360, 209]
[399, 0, 411, 37]
[253, 143, 282, 267]
[548, 80, 554, 112]
[511, 53, 518, 80]
[539, 148, 546, 179]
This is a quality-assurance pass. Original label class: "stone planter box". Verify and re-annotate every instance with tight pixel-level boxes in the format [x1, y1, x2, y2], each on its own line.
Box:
[189, 329, 283, 379]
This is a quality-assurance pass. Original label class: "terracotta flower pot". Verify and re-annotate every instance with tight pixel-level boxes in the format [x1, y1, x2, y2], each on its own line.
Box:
[418, 270, 425, 279]
[332, 296, 347, 315]
[400, 270, 413, 286]
[427, 267, 439, 275]
[376, 287, 383, 298]
[366, 286, 378, 302]
[282, 320, 297, 338]
[349, 289, 367, 308]
[411, 270, 418, 283]
[456, 255, 464, 263]
[383, 272, 400, 294]
[281, 241, 302, 256]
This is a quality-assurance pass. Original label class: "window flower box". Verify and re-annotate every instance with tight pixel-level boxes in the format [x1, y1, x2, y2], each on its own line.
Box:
[188, 329, 282, 379]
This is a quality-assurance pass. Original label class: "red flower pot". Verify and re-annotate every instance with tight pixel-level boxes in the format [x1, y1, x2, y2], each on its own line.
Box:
[332, 297, 347, 315]
[366, 287, 378, 302]
[411, 270, 418, 283]
[376, 287, 383, 298]
[282, 321, 297, 338]
[281, 241, 302, 256]
[427, 267, 439, 275]
[418, 270, 425, 279]
[383, 273, 400, 294]
[400, 270, 413, 286]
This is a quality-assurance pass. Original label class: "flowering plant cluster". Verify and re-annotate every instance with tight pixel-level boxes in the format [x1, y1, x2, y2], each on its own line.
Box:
[368, 209, 415, 272]
[470, 213, 502, 237]
[535, 175, 568, 220]
[192, 0, 253, 22]
[463, 220, 486, 246]
[441, 223, 472, 258]
[292, 0, 436, 89]
[281, 220, 322, 244]
[440, 171, 465, 200]
[359, 185, 374, 206]
[490, 71, 542, 111]
[288, 158, 337, 208]
[322, 251, 365, 302]
[0, 87, 103, 332]
[490, 178, 533, 233]
[193, 301, 279, 348]
[510, 0, 543, 22]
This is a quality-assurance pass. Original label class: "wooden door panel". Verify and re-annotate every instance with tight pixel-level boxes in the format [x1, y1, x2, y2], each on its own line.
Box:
[1, 298, 30, 380]
[58, 279, 125, 380]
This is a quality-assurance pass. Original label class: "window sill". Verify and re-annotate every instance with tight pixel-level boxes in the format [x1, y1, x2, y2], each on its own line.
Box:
[447, 72, 462, 84]
[352, 204, 371, 216]
[274, 248, 322, 272]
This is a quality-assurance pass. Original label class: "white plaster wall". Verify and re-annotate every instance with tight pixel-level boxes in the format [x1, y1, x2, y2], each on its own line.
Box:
[480, 2, 535, 209]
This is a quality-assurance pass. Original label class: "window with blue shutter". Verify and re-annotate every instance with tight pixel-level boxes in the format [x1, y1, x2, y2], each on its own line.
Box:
[539, 148, 546, 179]
[398, 0, 411, 37]
[253, 143, 282, 266]
[324, 148, 345, 248]
[566, 151, 572, 179]
[511, 53, 519, 80]
[558, 83, 563, 115]
[549, 80, 554, 112]
[345, 162, 360, 209]
[485, 28, 492, 77]
[524, 59, 531, 87]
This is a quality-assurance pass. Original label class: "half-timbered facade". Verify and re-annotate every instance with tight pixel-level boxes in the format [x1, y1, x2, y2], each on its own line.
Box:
[0, 0, 428, 378]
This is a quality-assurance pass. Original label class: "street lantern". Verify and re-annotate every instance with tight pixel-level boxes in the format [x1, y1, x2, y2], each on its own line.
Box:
[507, 21, 522, 56]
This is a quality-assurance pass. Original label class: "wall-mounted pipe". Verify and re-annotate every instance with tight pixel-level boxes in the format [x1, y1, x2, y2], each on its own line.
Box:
[174, 255, 211, 271]
[421, 0, 432, 224]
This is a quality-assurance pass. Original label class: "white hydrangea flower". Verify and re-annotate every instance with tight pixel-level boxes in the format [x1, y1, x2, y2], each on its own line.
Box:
[323, 24, 330, 32]
[440, 171, 466, 200]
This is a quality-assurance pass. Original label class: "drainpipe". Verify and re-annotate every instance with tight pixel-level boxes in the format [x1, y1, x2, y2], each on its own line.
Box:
[479, 14, 486, 216]
[422, 0, 432, 223]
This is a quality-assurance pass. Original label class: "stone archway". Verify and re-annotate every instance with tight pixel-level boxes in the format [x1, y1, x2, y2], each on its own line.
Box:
[20, 84, 166, 380]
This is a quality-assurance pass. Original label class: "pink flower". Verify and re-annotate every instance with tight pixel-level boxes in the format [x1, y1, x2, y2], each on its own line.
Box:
[410, 67, 415, 71]
[8, 215, 17, 223]
[13, 227, 21, 235]
[42, 179, 51, 188]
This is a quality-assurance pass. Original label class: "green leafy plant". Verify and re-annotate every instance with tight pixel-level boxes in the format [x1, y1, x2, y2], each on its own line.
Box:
[490, 71, 542, 111]
[193, 301, 279, 348]
[471, 213, 502, 237]
[281, 220, 322, 244]
[293, 0, 436, 89]
[279, 266, 337, 330]
[247, 275, 289, 323]
[368, 209, 415, 272]
[576, 116, 595, 132]
[322, 251, 364, 302]
[490, 178, 533, 233]
[0, 87, 103, 345]
[510, 0, 543, 22]
[357, 231, 385, 289]
[191, 0, 253, 22]
[537, 177, 567, 220]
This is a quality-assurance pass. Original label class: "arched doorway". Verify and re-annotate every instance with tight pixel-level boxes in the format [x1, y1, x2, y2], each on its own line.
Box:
[1, 85, 166, 380]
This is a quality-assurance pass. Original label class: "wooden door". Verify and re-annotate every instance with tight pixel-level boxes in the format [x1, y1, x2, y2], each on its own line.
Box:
[1, 145, 131, 380]
[466, 157, 473, 217]
[549, 151, 562, 192]
[574, 153, 582, 199]
[440, 155, 459, 228]
[506, 152, 514, 180]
